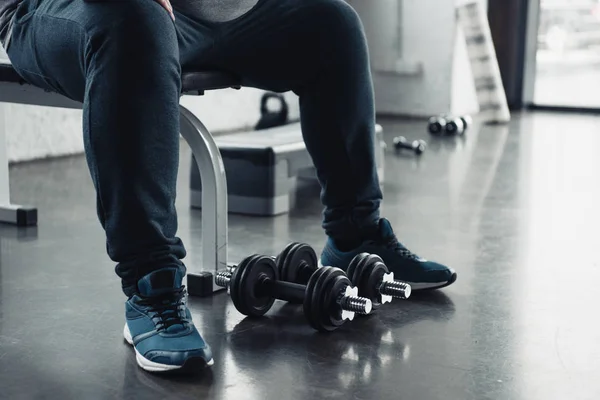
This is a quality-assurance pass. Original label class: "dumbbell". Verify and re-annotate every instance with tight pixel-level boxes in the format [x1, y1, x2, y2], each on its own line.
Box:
[221, 242, 317, 300]
[443, 115, 472, 135]
[393, 136, 426, 155]
[427, 114, 449, 135]
[346, 253, 411, 311]
[215, 254, 372, 332]
[275, 242, 411, 311]
[428, 114, 472, 136]
[255, 92, 289, 130]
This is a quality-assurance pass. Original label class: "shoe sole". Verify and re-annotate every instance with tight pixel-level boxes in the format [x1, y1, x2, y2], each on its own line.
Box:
[404, 269, 458, 291]
[319, 260, 458, 291]
[123, 324, 214, 373]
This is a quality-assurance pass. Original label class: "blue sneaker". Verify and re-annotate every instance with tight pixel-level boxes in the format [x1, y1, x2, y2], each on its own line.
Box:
[123, 268, 213, 372]
[321, 218, 457, 290]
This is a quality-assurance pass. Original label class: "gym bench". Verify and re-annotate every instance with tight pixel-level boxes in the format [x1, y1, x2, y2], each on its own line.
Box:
[0, 56, 235, 297]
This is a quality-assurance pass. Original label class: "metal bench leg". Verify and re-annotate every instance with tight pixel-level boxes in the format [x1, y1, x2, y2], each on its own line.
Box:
[179, 105, 228, 296]
[0, 104, 37, 226]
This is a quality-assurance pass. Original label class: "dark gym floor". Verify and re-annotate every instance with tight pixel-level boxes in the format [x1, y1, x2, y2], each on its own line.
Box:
[1, 111, 598, 400]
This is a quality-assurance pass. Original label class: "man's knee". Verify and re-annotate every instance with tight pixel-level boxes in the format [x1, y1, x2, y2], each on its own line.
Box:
[299, 0, 368, 68]
[87, 0, 176, 61]
[308, 0, 365, 37]
[303, 0, 367, 57]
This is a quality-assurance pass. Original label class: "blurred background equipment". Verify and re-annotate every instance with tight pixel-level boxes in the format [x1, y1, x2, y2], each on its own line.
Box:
[255, 92, 289, 130]
[428, 114, 472, 136]
[444, 114, 472, 135]
[456, 0, 511, 124]
[392, 136, 426, 155]
[427, 115, 449, 135]
[189, 121, 386, 216]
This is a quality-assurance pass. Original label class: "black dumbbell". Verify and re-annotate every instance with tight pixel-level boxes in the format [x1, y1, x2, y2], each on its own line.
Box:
[220, 242, 318, 303]
[428, 114, 449, 135]
[255, 92, 289, 130]
[215, 255, 372, 332]
[275, 243, 411, 311]
[444, 115, 472, 135]
[393, 136, 426, 155]
[346, 253, 411, 311]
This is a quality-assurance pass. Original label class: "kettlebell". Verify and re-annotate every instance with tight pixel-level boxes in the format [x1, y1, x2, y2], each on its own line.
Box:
[255, 92, 289, 130]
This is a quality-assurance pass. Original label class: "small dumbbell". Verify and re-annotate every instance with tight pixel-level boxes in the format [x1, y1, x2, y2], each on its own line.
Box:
[346, 253, 411, 311]
[215, 255, 372, 332]
[444, 115, 472, 135]
[393, 136, 426, 155]
[428, 115, 449, 135]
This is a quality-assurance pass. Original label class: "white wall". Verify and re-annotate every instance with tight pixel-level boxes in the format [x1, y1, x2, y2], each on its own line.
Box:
[349, 0, 480, 118]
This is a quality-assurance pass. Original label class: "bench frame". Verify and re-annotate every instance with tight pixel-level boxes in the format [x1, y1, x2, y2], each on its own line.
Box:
[0, 78, 230, 296]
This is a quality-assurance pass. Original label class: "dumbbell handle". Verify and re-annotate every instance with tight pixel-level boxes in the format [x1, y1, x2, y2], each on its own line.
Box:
[268, 257, 314, 286]
[394, 139, 414, 150]
[260, 278, 305, 304]
[266, 278, 371, 315]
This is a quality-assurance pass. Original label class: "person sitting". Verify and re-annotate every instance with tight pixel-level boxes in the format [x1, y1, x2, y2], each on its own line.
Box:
[0, 0, 456, 373]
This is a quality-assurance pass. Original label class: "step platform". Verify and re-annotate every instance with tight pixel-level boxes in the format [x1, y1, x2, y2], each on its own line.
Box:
[190, 122, 385, 216]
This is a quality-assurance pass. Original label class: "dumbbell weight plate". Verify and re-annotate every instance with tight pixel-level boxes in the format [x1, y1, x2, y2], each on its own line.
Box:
[275, 242, 318, 285]
[274, 242, 293, 273]
[347, 253, 388, 310]
[345, 252, 369, 284]
[229, 256, 255, 316]
[304, 266, 353, 332]
[230, 255, 278, 317]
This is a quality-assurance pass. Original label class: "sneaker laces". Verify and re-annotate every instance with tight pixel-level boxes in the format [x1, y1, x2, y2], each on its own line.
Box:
[382, 235, 420, 261]
[138, 287, 188, 332]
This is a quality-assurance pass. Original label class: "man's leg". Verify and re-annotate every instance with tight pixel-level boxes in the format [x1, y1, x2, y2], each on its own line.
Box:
[6, 0, 214, 371]
[210, 0, 456, 290]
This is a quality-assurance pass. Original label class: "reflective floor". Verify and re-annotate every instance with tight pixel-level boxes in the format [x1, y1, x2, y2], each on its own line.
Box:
[1, 111, 599, 400]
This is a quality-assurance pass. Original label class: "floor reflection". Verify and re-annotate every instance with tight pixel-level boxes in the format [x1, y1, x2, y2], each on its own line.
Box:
[1, 112, 600, 399]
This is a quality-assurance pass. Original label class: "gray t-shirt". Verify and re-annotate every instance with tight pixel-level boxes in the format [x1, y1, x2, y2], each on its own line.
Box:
[172, 0, 260, 22]
[1, 0, 260, 50]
